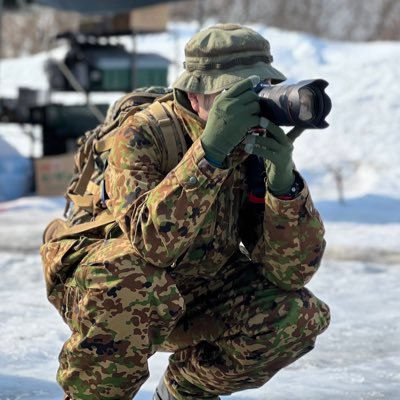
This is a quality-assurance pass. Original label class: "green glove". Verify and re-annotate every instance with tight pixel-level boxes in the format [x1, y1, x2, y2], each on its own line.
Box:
[243, 120, 295, 195]
[201, 76, 261, 168]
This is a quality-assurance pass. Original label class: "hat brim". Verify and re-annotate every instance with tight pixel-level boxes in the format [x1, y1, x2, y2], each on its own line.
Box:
[172, 62, 287, 94]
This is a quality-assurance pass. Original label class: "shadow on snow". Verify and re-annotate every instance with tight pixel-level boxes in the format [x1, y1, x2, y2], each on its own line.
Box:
[316, 194, 400, 224]
[0, 374, 240, 400]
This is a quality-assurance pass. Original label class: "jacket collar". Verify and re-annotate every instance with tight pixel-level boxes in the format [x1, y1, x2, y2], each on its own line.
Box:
[173, 89, 206, 143]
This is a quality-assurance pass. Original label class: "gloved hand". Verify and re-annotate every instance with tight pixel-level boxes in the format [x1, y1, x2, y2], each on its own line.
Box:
[243, 120, 296, 195]
[201, 76, 261, 168]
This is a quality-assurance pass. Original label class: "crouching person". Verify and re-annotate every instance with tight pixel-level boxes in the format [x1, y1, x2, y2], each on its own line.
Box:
[41, 24, 330, 400]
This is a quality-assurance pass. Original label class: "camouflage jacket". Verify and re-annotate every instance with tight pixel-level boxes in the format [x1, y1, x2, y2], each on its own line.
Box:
[104, 99, 326, 291]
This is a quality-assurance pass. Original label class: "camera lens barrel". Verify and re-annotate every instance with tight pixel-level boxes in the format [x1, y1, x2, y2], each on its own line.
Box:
[255, 79, 332, 129]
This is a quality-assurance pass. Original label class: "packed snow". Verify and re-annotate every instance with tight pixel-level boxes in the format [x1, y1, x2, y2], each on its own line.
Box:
[0, 21, 399, 399]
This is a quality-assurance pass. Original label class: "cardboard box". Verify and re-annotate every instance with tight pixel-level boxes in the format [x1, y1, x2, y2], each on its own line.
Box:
[130, 4, 169, 32]
[79, 4, 169, 35]
[34, 153, 75, 197]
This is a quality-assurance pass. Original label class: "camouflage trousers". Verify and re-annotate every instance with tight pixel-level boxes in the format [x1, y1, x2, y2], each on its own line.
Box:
[56, 237, 330, 400]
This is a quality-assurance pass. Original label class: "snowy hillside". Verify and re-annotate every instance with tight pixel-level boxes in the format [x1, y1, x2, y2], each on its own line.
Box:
[0, 22, 400, 400]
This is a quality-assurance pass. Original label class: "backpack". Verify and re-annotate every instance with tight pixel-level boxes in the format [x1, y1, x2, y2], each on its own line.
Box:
[43, 87, 187, 242]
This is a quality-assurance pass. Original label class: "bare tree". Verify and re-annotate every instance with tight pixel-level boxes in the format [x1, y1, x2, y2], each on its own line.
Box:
[326, 165, 345, 205]
[373, 0, 400, 40]
[2, 6, 79, 58]
[170, 0, 400, 41]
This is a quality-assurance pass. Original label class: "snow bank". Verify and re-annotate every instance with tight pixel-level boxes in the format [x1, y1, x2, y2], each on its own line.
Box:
[0, 129, 33, 201]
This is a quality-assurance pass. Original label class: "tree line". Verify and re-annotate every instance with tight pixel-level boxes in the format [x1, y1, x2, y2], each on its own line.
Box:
[1, 0, 399, 58]
[172, 0, 400, 41]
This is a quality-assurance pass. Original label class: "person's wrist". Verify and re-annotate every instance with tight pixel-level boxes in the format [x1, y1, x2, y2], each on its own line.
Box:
[268, 169, 295, 195]
[270, 172, 303, 199]
[201, 139, 227, 169]
[204, 154, 226, 169]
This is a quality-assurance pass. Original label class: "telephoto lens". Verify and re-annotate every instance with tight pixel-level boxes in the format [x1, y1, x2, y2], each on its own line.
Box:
[254, 79, 332, 129]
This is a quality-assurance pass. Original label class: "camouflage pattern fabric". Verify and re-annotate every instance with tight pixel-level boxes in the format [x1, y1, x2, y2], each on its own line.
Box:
[163, 252, 329, 399]
[42, 98, 330, 399]
[105, 100, 326, 290]
[57, 237, 185, 400]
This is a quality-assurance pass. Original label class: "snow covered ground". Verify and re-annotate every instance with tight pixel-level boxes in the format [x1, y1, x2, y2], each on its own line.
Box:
[1, 21, 400, 400]
[0, 196, 399, 400]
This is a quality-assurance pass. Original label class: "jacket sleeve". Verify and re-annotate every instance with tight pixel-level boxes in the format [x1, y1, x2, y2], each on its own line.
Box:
[250, 179, 326, 291]
[104, 117, 230, 267]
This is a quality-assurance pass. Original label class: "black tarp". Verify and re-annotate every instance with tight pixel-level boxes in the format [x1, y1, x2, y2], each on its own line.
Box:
[33, 0, 185, 15]
[3, 0, 33, 10]
[3, 0, 187, 14]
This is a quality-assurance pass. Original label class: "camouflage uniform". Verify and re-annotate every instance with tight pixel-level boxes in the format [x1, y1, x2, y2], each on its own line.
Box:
[43, 24, 330, 400]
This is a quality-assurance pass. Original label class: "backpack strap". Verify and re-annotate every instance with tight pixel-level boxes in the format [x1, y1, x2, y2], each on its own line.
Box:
[144, 100, 187, 174]
[60, 98, 187, 239]
[94, 136, 116, 153]
[73, 152, 95, 195]
[53, 210, 116, 240]
[95, 99, 188, 175]
[91, 97, 186, 177]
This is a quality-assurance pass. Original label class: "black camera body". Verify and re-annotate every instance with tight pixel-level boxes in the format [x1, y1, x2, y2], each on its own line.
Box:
[254, 79, 332, 129]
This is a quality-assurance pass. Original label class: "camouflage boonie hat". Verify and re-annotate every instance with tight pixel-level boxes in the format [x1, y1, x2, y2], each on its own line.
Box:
[173, 24, 286, 94]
